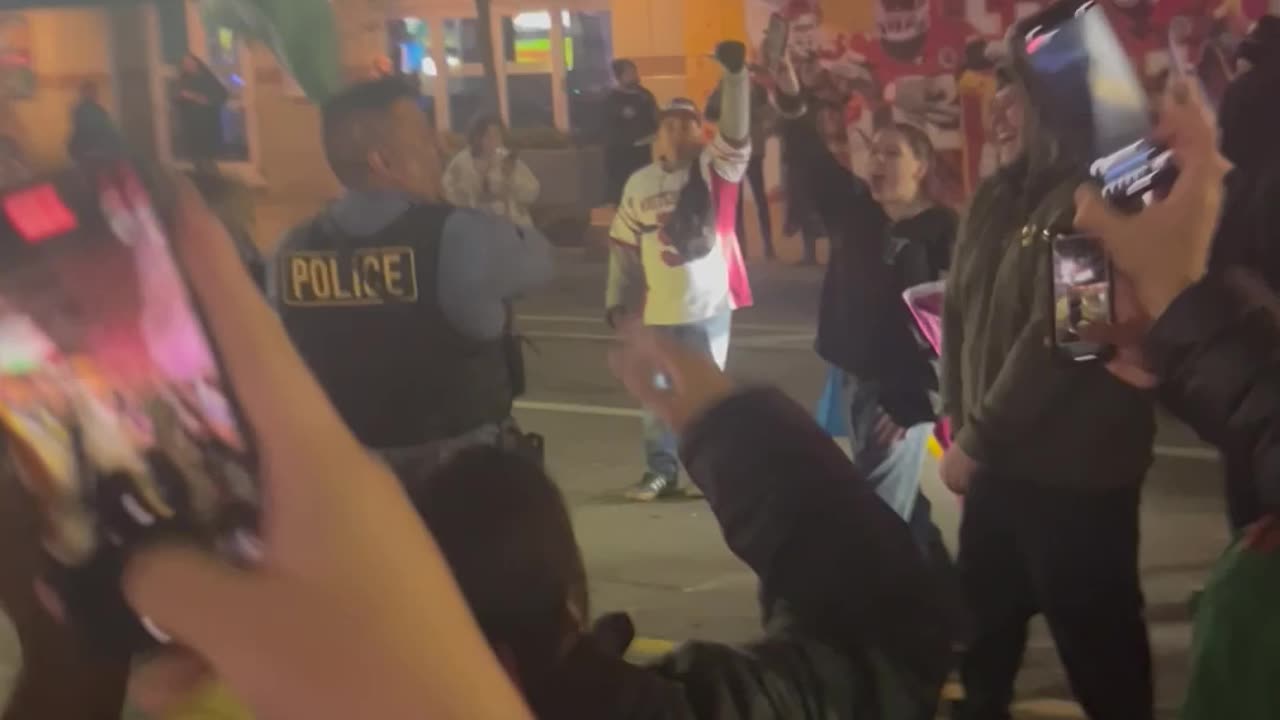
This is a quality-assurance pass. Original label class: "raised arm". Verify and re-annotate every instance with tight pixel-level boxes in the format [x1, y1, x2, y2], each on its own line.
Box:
[705, 42, 752, 184]
[771, 60, 870, 230]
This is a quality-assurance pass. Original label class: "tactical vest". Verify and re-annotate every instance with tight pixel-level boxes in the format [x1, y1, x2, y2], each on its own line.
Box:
[276, 203, 513, 448]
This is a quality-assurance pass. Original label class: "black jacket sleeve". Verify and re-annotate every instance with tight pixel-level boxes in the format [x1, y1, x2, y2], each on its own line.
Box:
[776, 93, 871, 232]
[1148, 272, 1280, 512]
[679, 388, 951, 699]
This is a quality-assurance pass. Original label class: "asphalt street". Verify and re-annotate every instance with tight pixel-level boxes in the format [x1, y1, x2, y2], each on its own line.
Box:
[514, 249, 1228, 719]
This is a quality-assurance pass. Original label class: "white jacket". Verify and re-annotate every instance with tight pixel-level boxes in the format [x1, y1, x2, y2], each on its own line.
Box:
[443, 148, 540, 228]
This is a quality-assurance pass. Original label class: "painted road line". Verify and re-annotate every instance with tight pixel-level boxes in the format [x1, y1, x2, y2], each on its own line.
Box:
[514, 400, 1216, 461]
[523, 329, 814, 348]
[627, 636, 676, 657]
[524, 330, 617, 342]
[515, 399, 644, 418]
[519, 314, 810, 334]
[1008, 699, 1086, 718]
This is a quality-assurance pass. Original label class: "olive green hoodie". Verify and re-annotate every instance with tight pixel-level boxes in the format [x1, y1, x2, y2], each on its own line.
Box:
[940, 70, 1155, 490]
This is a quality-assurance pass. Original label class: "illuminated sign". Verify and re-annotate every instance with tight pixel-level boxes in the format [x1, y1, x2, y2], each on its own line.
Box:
[3, 184, 77, 244]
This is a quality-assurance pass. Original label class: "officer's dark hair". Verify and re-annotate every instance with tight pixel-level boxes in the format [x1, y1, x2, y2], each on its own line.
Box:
[321, 76, 420, 188]
[611, 58, 637, 81]
[409, 447, 587, 686]
[467, 113, 506, 157]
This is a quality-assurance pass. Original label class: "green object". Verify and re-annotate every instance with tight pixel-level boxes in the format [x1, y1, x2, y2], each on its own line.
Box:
[1181, 537, 1280, 719]
[199, 0, 341, 103]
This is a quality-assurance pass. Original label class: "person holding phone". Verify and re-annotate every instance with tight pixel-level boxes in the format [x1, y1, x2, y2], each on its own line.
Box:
[444, 114, 541, 228]
[940, 62, 1156, 719]
[771, 57, 957, 575]
[1074, 75, 1280, 720]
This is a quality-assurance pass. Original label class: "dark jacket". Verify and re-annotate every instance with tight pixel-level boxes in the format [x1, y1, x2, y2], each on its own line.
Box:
[1203, 23, 1280, 528]
[941, 63, 1155, 490]
[1211, 18, 1280, 284]
[706, 82, 777, 158]
[1148, 272, 1280, 515]
[0, 463, 129, 720]
[603, 85, 659, 149]
[778, 93, 955, 426]
[273, 203, 514, 449]
[531, 388, 952, 718]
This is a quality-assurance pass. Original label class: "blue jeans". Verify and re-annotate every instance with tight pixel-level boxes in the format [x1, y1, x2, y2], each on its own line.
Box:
[643, 312, 732, 479]
[843, 374, 940, 552]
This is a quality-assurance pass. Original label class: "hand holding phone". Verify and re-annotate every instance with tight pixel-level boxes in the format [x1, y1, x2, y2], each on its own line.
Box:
[1015, 0, 1178, 213]
[1049, 233, 1114, 362]
[0, 163, 261, 653]
[762, 14, 791, 74]
[113, 179, 532, 719]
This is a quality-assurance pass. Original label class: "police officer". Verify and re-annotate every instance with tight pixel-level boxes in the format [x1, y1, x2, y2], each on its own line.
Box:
[269, 77, 553, 481]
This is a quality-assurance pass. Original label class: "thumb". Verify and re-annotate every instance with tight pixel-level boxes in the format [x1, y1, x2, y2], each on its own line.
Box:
[1072, 184, 1125, 245]
[608, 342, 671, 418]
[123, 544, 261, 656]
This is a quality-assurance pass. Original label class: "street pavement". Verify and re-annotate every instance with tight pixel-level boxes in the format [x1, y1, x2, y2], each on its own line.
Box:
[515, 249, 1227, 719]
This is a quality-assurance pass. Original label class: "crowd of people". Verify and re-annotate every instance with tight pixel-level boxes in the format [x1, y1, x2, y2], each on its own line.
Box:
[0, 13, 1279, 720]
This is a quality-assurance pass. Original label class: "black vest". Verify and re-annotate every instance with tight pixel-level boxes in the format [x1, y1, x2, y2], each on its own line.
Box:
[276, 203, 513, 448]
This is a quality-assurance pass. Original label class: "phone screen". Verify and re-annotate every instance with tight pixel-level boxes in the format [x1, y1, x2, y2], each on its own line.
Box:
[763, 14, 790, 72]
[0, 163, 256, 647]
[1051, 234, 1112, 361]
[1019, 0, 1173, 208]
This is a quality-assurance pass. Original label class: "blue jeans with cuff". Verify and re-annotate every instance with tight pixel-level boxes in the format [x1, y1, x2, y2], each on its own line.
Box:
[643, 311, 732, 480]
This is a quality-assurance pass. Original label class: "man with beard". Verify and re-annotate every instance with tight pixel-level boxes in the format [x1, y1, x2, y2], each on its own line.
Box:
[940, 65, 1156, 719]
[602, 59, 659, 205]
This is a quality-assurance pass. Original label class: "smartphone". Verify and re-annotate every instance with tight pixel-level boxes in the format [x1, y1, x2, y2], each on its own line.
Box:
[1050, 233, 1113, 361]
[762, 13, 791, 73]
[1015, 0, 1177, 213]
[0, 161, 258, 653]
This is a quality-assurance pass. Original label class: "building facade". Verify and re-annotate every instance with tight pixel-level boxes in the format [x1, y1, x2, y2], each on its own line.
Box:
[3, 0, 746, 207]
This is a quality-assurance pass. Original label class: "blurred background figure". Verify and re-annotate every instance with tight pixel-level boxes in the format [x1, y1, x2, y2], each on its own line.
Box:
[444, 114, 541, 228]
[67, 81, 122, 167]
[602, 59, 658, 206]
[174, 54, 228, 171]
[0, 137, 29, 191]
[1207, 13, 1280, 532]
[707, 74, 777, 260]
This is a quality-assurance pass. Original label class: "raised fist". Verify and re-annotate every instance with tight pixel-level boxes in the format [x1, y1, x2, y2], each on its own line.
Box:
[715, 41, 747, 74]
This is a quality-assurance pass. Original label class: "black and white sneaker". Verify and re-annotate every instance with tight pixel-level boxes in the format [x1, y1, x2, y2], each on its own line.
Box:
[624, 472, 679, 502]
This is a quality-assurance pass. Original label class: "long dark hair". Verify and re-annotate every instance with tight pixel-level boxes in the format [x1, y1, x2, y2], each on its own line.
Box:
[879, 121, 943, 206]
[467, 113, 505, 157]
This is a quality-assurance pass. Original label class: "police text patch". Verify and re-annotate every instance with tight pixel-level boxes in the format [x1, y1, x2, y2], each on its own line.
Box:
[282, 247, 418, 306]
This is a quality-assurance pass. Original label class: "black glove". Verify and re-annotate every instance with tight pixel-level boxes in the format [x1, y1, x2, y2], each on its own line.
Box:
[715, 41, 747, 74]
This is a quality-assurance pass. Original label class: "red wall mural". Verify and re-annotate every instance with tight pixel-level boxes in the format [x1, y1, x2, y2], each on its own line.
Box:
[748, 0, 1269, 202]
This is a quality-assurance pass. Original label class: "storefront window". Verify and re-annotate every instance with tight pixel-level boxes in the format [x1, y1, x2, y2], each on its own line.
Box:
[200, 24, 250, 162]
[156, 1, 189, 65]
[164, 19, 251, 165]
[503, 11, 555, 66]
[564, 11, 613, 135]
[389, 18, 434, 75]
[444, 18, 486, 66]
[507, 74, 553, 129]
[449, 76, 491, 131]
[503, 11, 554, 129]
